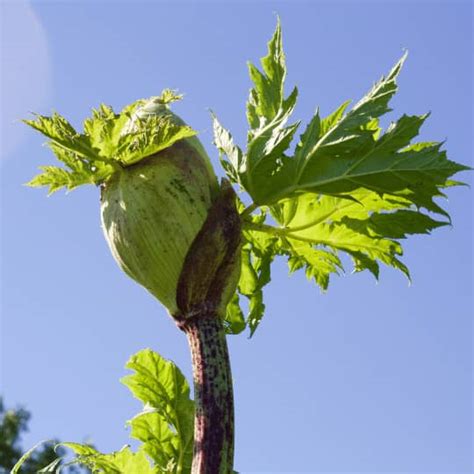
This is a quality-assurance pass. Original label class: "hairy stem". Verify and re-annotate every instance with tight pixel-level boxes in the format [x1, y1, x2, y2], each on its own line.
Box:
[181, 315, 234, 474]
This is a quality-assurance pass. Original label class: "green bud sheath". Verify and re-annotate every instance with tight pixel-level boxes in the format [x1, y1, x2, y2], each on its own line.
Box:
[101, 98, 242, 320]
[100, 139, 217, 314]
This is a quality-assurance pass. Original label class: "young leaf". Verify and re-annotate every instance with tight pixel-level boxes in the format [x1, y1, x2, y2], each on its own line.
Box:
[23, 112, 98, 162]
[128, 410, 182, 471]
[62, 443, 158, 473]
[83, 102, 139, 159]
[235, 218, 277, 336]
[25, 91, 198, 194]
[116, 114, 197, 166]
[43, 349, 194, 473]
[24, 112, 118, 194]
[212, 113, 244, 185]
[26, 142, 115, 194]
[121, 349, 194, 472]
[238, 247, 266, 336]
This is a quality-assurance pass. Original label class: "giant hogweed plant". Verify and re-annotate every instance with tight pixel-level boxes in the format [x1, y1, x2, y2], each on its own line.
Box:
[16, 20, 468, 474]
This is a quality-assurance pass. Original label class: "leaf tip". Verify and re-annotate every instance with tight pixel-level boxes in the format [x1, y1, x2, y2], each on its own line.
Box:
[274, 12, 282, 29]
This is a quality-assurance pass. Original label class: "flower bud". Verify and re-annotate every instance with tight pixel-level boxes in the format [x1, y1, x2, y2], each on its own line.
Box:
[100, 104, 240, 317]
[101, 138, 218, 314]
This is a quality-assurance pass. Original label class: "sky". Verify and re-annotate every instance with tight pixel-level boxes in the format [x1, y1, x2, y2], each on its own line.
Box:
[1, 1, 472, 473]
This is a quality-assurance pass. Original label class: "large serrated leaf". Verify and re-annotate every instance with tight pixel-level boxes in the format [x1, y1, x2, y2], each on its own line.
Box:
[224, 33, 468, 218]
[270, 190, 449, 283]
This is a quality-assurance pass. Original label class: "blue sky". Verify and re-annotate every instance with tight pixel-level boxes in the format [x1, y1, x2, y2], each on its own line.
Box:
[1, 1, 472, 472]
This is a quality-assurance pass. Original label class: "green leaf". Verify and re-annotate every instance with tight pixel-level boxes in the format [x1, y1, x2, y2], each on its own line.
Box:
[121, 349, 194, 472]
[277, 193, 403, 273]
[244, 89, 299, 198]
[246, 17, 286, 127]
[83, 102, 139, 159]
[293, 100, 351, 168]
[271, 190, 449, 282]
[24, 111, 118, 194]
[116, 114, 196, 166]
[48, 348, 194, 473]
[281, 240, 343, 290]
[239, 19, 300, 201]
[239, 248, 260, 295]
[27, 166, 82, 195]
[239, 249, 267, 336]
[82, 96, 197, 167]
[227, 43, 469, 217]
[82, 91, 186, 163]
[343, 209, 448, 240]
[128, 409, 182, 471]
[212, 113, 244, 185]
[11, 440, 51, 474]
[23, 112, 98, 161]
[25, 91, 198, 194]
[237, 226, 277, 336]
[157, 89, 185, 105]
[253, 54, 467, 214]
[63, 443, 158, 473]
[224, 293, 246, 335]
[240, 186, 450, 296]
[27, 142, 115, 194]
[246, 290, 267, 336]
[294, 112, 466, 216]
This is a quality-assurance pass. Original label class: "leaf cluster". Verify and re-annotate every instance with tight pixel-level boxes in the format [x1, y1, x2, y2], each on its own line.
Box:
[12, 350, 195, 473]
[215, 19, 469, 335]
[67, 349, 194, 473]
[25, 90, 195, 194]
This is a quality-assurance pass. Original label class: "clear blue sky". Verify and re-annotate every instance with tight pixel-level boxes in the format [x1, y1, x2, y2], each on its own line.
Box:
[1, 1, 472, 472]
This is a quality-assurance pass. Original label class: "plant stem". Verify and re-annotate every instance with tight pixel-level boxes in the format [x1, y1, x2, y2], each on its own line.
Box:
[181, 315, 234, 474]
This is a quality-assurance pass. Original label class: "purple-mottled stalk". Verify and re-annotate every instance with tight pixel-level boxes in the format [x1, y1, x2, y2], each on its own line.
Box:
[179, 315, 234, 473]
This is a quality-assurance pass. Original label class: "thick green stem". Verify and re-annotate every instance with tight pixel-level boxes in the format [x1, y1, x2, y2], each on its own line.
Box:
[181, 314, 234, 473]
